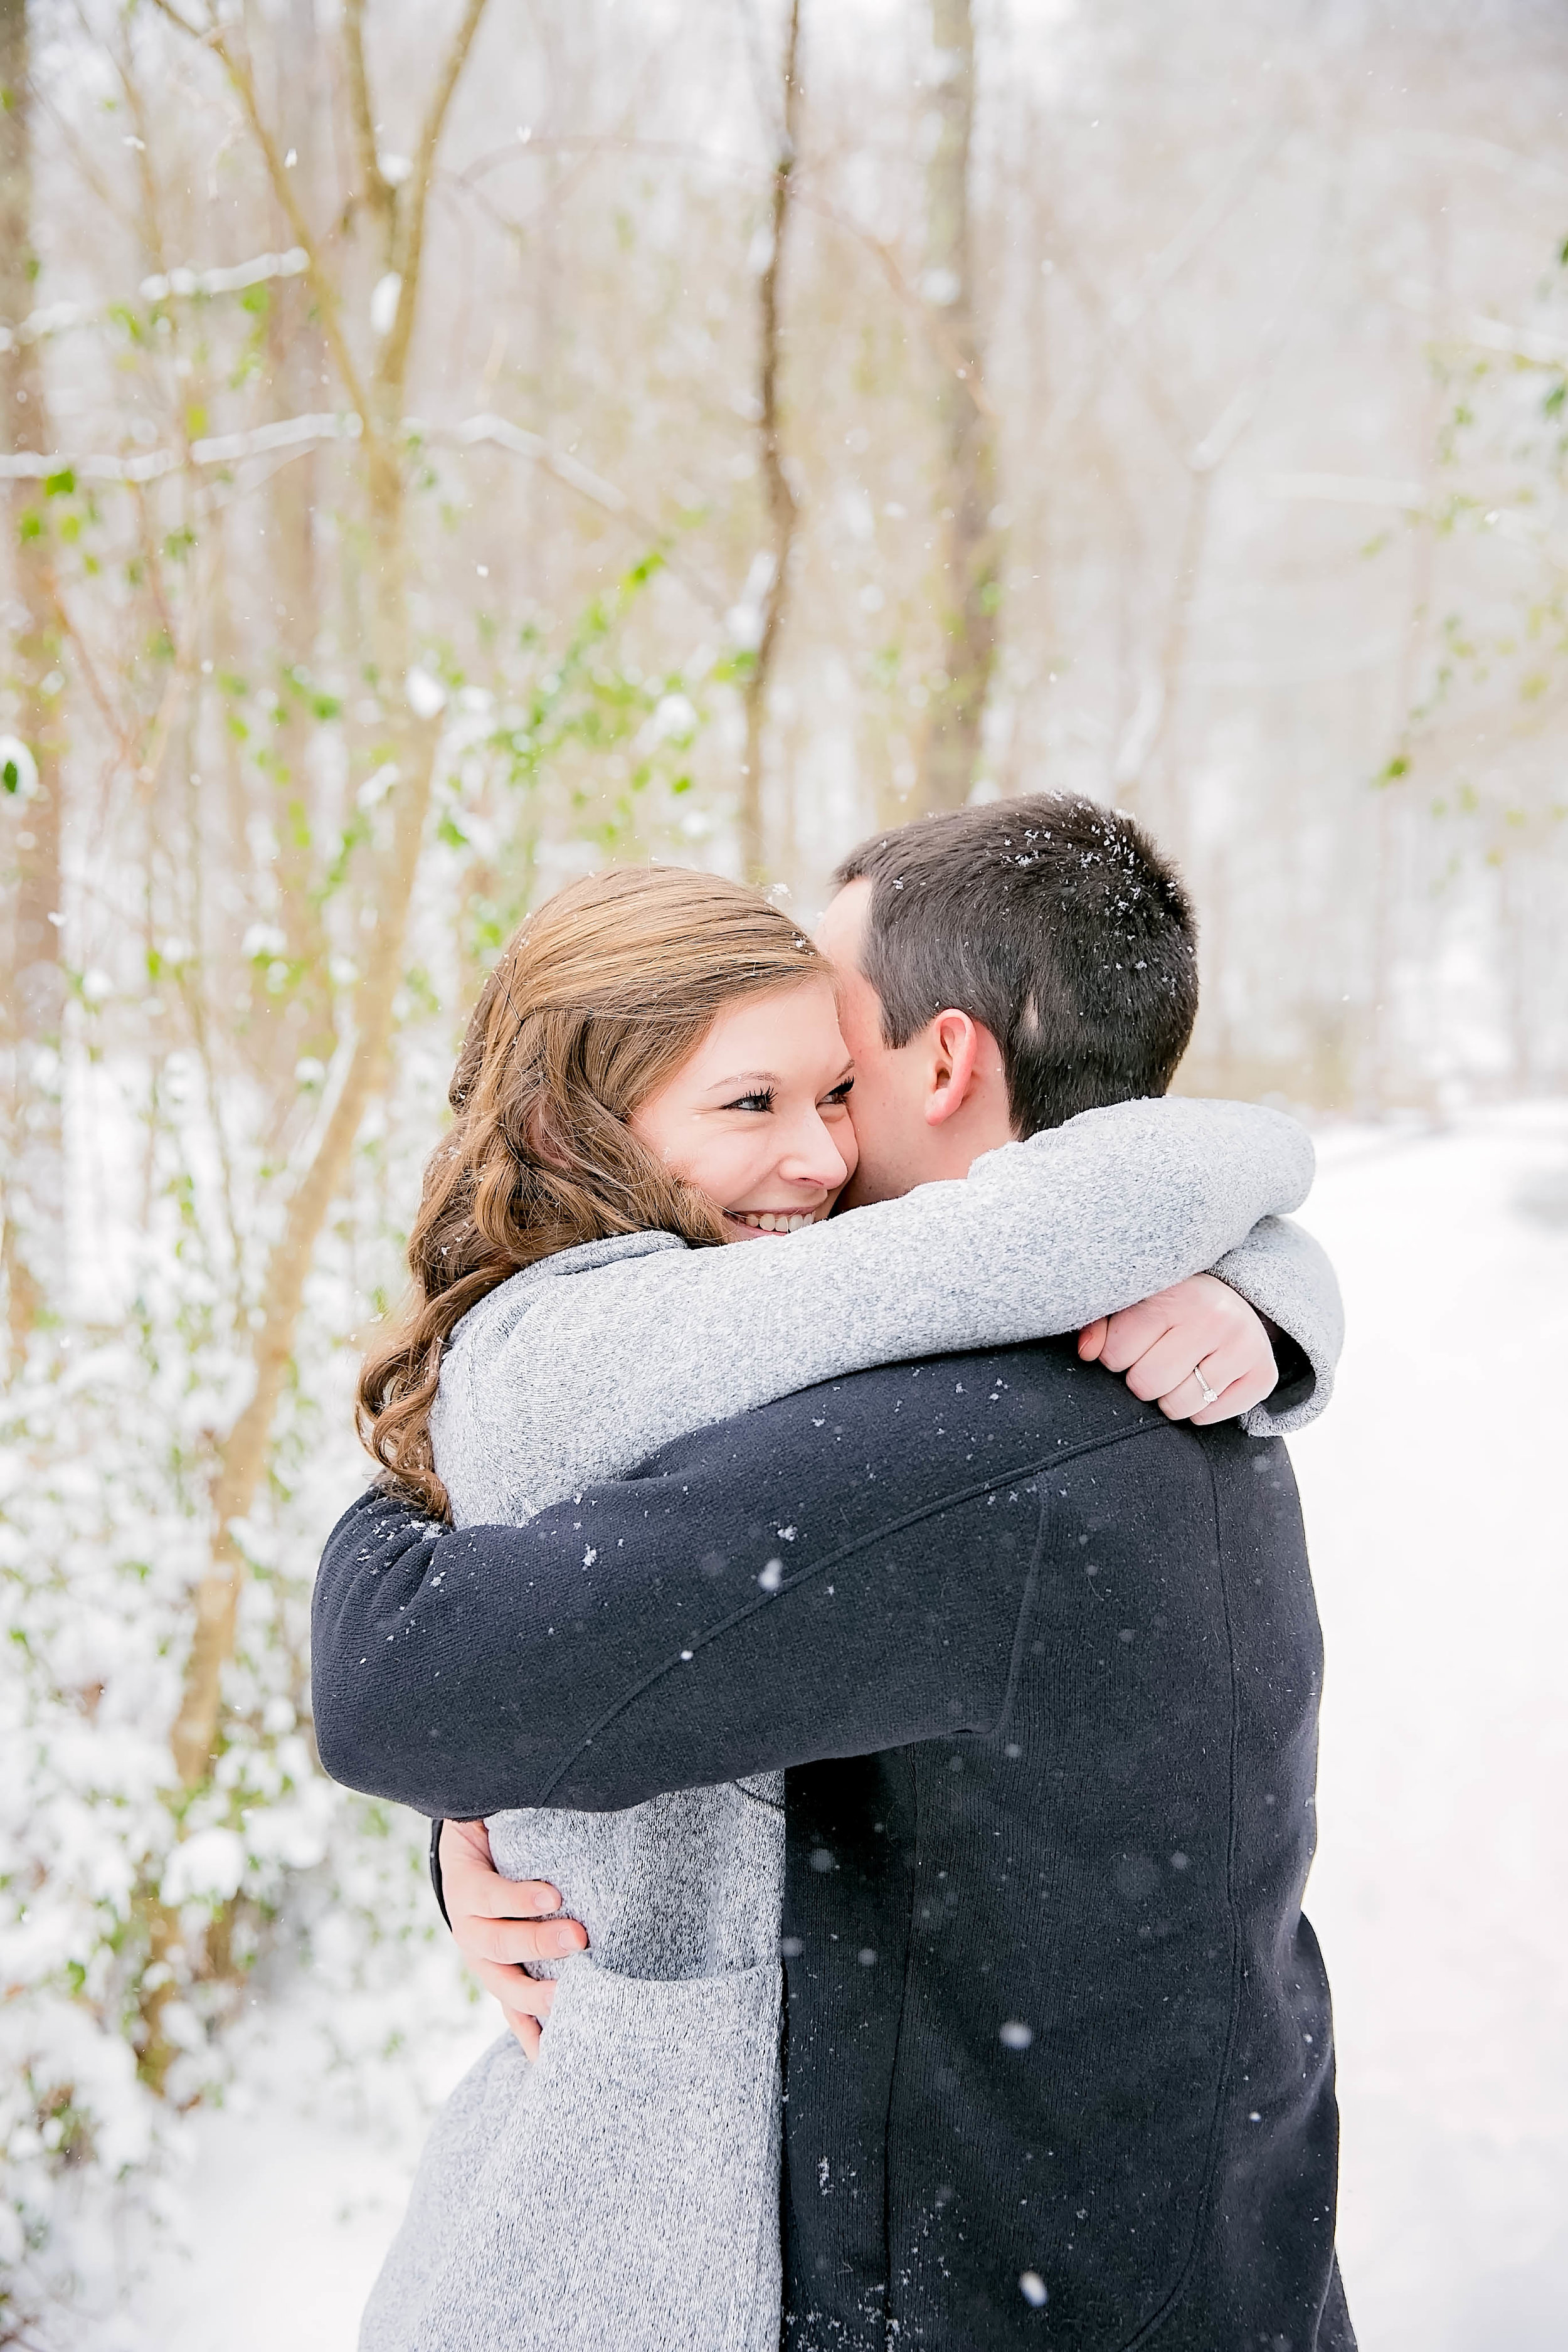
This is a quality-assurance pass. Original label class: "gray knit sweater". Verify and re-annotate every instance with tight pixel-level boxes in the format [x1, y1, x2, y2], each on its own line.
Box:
[359, 1098, 1343, 2352]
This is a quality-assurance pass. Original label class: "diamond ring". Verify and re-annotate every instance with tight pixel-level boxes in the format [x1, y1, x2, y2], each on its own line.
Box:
[1194, 1365, 1221, 1407]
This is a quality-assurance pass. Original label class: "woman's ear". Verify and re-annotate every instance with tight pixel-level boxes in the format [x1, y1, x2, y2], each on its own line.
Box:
[923, 1010, 984, 1127]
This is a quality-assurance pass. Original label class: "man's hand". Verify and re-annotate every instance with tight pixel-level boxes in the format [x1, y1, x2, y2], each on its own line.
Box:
[440, 1818, 588, 2059]
[1078, 1272, 1277, 1426]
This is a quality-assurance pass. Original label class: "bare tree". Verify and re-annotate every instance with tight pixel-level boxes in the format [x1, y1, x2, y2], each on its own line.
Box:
[737, 0, 803, 883]
[0, 0, 65, 1357]
[149, 0, 494, 1789]
[267, 0, 334, 1071]
[918, 0, 999, 812]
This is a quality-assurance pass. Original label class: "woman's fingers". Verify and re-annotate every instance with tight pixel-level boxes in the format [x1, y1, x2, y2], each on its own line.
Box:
[440, 1823, 568, 1921]
[1125, 1316, 1247, 1404]
[438, 1820, 590, 2038]
[504, 2011, 544, 2060]
[1187, 1353, 1278, 1426]
[441, 1827, 568, 1925]
[1097, 1274, 1277, 1423]
[474, 1876, 569, 1921]
[1125, 1330, 1210, 1403]
[1077, 1316, 1110, 1362]
[1092, 1292, 1180, 1375]
[467, 1912, 588, 1968]
[469, 1954, 556, 2021]
[1157, 1330, 1278, 1424]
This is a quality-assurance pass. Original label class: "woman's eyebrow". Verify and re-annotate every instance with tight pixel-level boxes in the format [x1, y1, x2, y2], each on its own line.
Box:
[701, 1060, 854, 1096]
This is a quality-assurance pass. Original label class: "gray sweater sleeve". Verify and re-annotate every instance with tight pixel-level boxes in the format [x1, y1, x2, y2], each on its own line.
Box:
[1214, 1214, 1343, 1434]
[435, 1096, 1338, 1525]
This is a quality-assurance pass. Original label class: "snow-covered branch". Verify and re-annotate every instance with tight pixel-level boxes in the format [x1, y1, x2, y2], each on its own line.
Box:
[139, 246, 309, 304]
[0, 412, 722, 601]
[0, 250, 309, 353]
[0, 411, 363, 482]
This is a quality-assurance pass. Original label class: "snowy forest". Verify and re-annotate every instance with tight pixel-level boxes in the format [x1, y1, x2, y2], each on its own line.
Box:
[2, 0, 1565, 2344]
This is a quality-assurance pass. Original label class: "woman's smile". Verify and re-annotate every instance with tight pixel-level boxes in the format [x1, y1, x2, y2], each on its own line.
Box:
[723, 1205, 829, 1236]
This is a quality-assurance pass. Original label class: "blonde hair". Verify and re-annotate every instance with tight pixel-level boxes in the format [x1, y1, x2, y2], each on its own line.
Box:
[357, 864, 827, 1516]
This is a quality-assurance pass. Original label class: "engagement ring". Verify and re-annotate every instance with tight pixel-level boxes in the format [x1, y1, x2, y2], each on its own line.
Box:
[1194, 1366, 1221, 1407]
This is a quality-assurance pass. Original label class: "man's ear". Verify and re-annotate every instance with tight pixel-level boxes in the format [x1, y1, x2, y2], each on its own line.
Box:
[923, 1010, 985, 1127]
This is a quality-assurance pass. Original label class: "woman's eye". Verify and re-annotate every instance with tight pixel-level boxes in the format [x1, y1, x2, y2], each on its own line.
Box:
[824, 1077, 854, 1105]
[726, 1088, 776, 1114]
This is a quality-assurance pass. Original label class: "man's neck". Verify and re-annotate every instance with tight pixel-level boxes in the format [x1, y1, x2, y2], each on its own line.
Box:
[926, 1101, 1017, 1184]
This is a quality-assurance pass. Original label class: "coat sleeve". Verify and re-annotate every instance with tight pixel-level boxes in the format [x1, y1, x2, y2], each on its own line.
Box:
[310, 1434, 1052, 1821]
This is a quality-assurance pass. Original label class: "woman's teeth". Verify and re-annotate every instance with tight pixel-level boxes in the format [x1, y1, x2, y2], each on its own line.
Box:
[731, 1210, 815, 1232]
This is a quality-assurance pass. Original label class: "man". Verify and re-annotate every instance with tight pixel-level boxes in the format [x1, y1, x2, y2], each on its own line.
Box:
[314, 796, 1353, 2347]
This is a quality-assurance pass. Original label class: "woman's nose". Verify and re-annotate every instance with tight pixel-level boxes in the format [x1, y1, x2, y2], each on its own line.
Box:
[779, 1110, 851, 1194]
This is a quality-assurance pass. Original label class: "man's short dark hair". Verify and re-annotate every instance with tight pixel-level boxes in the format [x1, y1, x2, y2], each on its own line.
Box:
[833, 793, 1199, 1136]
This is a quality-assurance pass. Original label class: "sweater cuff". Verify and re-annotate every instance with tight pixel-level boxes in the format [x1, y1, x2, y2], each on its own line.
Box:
[1210, 1215, 1345, 1439]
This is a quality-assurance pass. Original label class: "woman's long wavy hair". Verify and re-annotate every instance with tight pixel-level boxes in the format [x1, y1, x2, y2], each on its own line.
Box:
[357, 864, 827, 1517]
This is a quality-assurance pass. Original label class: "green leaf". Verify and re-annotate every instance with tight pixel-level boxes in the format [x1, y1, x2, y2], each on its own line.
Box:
[43, 467, 77, 498]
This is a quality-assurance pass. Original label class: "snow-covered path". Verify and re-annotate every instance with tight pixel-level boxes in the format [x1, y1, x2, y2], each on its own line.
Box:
[138, 1107, 1568, 2351]
[1289, 1106, 1568, 2349]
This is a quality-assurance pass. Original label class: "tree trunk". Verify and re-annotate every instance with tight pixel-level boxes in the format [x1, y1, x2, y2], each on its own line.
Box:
[166, 0, 493, 1787]
[918, 0, 999, 814]
[268, 0, 334, 1070]
[170, 686, 439, 1786]
[0, 0, 66, 1355]
[736, 0, 802, 886]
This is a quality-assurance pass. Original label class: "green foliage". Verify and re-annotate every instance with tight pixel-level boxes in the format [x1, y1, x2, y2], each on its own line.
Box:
[1374, 238, 1568, 862]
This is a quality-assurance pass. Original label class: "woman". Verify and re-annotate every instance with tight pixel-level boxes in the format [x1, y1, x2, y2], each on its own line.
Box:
[354, 864, 1328, 2352]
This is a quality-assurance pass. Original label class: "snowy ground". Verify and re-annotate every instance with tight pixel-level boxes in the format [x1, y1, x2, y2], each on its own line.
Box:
[1288, 1104, 1568, 2349]
[137, 1104, 1568, 2351]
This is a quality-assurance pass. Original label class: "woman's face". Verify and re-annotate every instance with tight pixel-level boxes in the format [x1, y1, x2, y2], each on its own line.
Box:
[628, 977, 858, 1241]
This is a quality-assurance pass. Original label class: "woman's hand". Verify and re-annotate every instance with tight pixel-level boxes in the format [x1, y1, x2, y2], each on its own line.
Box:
[440, 1818, 589, 2058]
[1078, 1273, 1278, 1426]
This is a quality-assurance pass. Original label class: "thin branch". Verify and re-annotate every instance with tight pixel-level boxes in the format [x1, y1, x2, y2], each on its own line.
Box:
[146, 0, 373, 425]
[39, 566, 135, 775]
[1041, 117, 1291, 443]
[129, 481, 179, 655]
[340, 0, 395, 250]
[379, 0, 493, 400]
[1463, 314, 1568, 368]
[30, 36, 151, 251]
[425, 415, 727, 613]
[447, 130, 999, 418]
[140, 0, 203, 35]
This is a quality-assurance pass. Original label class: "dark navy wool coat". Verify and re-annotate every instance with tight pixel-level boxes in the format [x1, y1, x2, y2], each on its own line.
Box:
[314, 1337, 1354, 2351]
